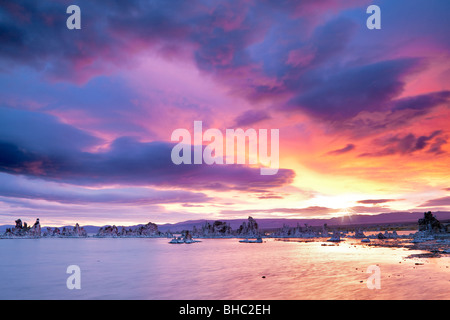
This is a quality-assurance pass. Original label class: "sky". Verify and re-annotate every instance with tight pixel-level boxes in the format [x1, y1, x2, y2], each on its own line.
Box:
[0, 0, 449, 226]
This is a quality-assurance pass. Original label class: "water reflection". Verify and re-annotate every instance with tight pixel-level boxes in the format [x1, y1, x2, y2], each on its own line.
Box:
[0, 238, 448, 299]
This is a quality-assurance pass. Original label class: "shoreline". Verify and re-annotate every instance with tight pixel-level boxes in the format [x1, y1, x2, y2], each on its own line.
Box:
[2, 233, 449, 259]
[2, 213, 449, 258]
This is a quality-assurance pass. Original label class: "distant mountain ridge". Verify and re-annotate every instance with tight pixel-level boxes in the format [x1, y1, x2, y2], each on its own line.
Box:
[157, 211, 450, 232]
[2, 211, 448, 233]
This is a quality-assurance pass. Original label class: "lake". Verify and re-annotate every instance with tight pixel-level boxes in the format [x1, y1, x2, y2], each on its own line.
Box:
[0, 237, 448, 299]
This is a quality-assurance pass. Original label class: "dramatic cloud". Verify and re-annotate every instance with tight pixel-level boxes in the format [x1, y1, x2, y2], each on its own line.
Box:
[341, 91, 450, 137]
[286, 58, 424, 121]
[0, 105, 294, 193]
[359, 130, 446, 157]
[0, 137, 295, 192]
[0, 107, 101, 154]
[419, 196, 450, 208]
[357, 199, 400, 205]
[234, 110, 271, 127]
[392, 90, 450, 113]
[0, 173, 211, 205]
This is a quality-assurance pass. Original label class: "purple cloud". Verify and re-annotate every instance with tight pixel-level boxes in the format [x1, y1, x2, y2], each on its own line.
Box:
[0, 137, 294, 192]
[285, 58, 424, 121]
[340, 91, 450, 137]
[326, 144, 355, 155]
[357, 199, 400, 205]
[392, 90, 450, 113]
[0, 173, 211, 205]
[419, 196, 450, 207]
[0, 107, 295, 192]
[0, 107, 100, 154]
[359, 130, 446, 157]
[234, 109, 271, 127]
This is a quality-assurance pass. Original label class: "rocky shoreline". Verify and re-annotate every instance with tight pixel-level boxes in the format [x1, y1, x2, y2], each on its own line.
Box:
[1, 213, 449, 257]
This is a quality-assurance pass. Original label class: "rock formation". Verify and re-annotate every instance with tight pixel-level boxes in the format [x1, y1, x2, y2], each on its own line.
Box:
[3, 218, 34, 237]
[41, 223, 86, 237]
[322, 224, 329, 237]
[96, 222, 159, 237]
[97, 225, 119, 237]
[72, 223, 87, 237]
[418, 211, 444, 233]
[327, 230, 342, 242]
[15, 219, 23, 229]
[198, 220, 232, 237]
[135, 222, 159, 236]
[354, 229, 366, 239]
[30, 218, 41, 236]
[237, 216, 260, 237]
[377, 232, 387, 239]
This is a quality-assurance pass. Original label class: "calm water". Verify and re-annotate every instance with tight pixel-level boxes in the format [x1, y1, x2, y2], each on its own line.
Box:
[0, 238, 448, 300]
